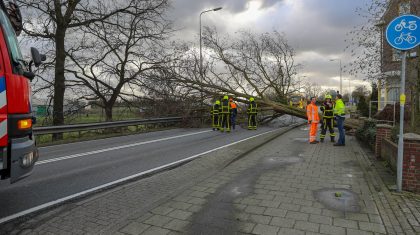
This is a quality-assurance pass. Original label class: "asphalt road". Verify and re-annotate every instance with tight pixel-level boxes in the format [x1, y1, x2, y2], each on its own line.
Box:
[0, 126, 285, 220]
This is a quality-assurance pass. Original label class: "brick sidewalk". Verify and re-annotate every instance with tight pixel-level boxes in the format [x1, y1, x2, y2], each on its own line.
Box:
[116, 127, 420, 235]
[3, 126, 420, 235]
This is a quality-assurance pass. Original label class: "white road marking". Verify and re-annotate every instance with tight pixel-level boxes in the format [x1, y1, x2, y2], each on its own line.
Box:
[0, 128, 283, 224]
[36, 130, 213, 165]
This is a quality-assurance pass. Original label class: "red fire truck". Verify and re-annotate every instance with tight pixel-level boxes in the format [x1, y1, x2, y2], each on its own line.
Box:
[0, 0, 44, 183]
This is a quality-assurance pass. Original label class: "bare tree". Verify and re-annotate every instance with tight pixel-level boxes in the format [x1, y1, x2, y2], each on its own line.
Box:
[157, 29, 307, 119]
[17, 0, 155, 136]
[346, 0, 419, 129]
[200, 28, 300, 100]
[64, 0, 171, 121]
[345, 0, 389, 81]
[302, 82, 325, 99]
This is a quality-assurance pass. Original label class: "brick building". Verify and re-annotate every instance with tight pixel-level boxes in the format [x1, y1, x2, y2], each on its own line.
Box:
[377, 0, 419, 111]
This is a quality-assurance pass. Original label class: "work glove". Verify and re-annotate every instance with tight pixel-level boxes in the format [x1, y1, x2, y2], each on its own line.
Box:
[308, 120, 312, 124]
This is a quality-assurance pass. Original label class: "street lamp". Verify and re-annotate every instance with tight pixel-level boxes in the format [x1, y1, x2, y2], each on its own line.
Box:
[375, 20, 386, 110]
[330, 58, 343, 97]
[200, 7, 222, 79]
[346, 78, 352, 105]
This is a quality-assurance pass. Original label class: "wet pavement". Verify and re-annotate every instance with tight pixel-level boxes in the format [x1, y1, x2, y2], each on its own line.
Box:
[189, 153, 304, 234]
[2, 125, 420, 234]
[112, 126, 411, 235]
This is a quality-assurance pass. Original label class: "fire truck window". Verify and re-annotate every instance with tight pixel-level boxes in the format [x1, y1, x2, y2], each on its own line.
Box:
[0, 9, 23, 74]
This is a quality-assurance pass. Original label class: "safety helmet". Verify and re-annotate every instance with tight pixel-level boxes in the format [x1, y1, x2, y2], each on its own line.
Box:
[325, 94, 332, 99]
[215, 100, 220, 105]
[223, 95, 229, 100]
[249, 97, 255, 102]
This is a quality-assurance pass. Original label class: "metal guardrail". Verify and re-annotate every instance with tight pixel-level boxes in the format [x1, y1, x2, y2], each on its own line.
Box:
[33, 117, 183, 135]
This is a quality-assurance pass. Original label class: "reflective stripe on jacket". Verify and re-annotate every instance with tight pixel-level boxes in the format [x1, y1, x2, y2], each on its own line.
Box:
[334, 99, 345, 117]
[221, 100, 231, 114]
[247, 102, 257, 114]
[321, 102, 334, 118]
[306, 103, 320, 123]
[211, 104, 220, 115]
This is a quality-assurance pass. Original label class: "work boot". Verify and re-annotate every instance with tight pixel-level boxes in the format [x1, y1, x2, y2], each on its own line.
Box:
[331, 137, 335, 143]
[320, 138, 324, 143]
[310, 141, 319, 144]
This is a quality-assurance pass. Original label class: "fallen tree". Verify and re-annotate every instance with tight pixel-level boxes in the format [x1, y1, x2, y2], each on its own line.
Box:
[156, 28, 361, 130]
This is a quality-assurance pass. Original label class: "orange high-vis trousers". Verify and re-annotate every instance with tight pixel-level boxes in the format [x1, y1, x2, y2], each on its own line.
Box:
[309, 122, 318, 142]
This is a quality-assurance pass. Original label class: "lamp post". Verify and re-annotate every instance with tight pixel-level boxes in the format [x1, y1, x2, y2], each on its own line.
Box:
[330, 58, 343, 96]
[375, 20, 386, 110]
[200, 7, 222, 79]
[347, 77, 352, 105]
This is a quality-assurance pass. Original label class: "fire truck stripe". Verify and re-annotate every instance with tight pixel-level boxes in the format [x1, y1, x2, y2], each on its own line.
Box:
[0, 89, 6, 109]
[0, 76, 5, 93]
[0, 119, 7, 139]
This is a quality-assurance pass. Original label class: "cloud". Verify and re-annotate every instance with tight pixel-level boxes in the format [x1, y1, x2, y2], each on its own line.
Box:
[168, 0, 372, 91]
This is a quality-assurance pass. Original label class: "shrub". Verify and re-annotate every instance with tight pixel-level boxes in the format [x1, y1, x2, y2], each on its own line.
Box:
[357, 96, 369, 117]
[355, 119, 377, 149]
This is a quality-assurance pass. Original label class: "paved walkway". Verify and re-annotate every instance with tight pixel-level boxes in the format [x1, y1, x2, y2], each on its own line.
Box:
[3, 126, 420, 234]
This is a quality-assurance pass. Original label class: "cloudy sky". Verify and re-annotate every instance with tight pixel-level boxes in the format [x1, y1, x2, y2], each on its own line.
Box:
[168, 0, 371, 93]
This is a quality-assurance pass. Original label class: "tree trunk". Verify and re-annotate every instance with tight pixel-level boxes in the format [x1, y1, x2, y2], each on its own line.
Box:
[104, 105, 113, 122]
[52, 28, 67, 140]
[258, 99, 360, 129]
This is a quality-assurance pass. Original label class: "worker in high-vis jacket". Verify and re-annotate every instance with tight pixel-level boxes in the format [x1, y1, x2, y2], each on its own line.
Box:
[247, 97, 258, 130]
[306, 97, 320, 144]
[298, 99, 304, 109]
[211, 100, 221, 131]
[229, 98, 238, 130]
[333, 94, 346, 146]
[219, 95, 232, 132]
[320, 94, 336, 143]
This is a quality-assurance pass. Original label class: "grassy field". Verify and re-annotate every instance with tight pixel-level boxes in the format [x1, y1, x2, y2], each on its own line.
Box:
[35, 107, 141, 127]
[33, 107, 174, 146]
[35, 124, 179, 146]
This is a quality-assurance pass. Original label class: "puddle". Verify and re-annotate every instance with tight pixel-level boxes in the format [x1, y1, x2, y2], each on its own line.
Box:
[313, 188, 361, 213]
[341, 160, 361, 168]
[263, 156, 303, 165]
[293, 137, 308, 142]
[188, 155, 303, 234]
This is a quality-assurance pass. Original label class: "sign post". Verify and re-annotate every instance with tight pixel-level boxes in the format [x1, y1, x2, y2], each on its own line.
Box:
[385, 14, 420, 192]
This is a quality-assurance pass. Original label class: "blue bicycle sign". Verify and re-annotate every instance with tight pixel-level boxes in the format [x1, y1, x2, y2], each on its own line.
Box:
[386, 14, 420, 50]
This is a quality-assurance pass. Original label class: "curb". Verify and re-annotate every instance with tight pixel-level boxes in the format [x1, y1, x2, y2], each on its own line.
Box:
[223, 123, 302, 168]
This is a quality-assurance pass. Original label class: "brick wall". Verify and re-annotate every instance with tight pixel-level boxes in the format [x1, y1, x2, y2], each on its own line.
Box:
[381, 138, 398, 171]
[375, 126, 420, 193]
[402, 133, 420, 192]
[375, 124, 393, 159]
